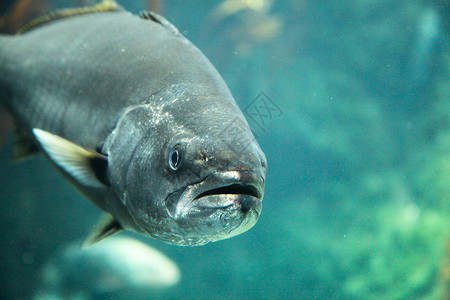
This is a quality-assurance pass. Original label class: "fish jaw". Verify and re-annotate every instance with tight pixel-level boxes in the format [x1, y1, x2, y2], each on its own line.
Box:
[165, 171, 264, 244]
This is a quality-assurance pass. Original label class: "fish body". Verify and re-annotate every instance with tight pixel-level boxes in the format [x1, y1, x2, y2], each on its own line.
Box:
[0, 3, 266, 246]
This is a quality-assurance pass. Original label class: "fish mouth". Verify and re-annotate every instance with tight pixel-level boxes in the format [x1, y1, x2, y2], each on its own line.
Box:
[192, 183, 261, 208]
[165, 171, 264, 240]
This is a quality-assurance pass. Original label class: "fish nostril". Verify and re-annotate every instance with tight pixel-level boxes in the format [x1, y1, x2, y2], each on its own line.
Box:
[239, 197, 253, 213]
[261, 160, 266, 168]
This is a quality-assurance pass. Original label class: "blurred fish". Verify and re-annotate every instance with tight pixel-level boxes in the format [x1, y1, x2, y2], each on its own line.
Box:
[405, 6, 443, 102]
[208, 0, 273, 23]
[213, 12, 282, 56]
[0, 0, 266, 246]
[145, 0, 163, 15]
[33, 236, 180, 299]
[206, 0, 282, 57]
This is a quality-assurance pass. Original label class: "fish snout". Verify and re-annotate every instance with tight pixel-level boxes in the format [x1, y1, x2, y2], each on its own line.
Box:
[164, 171, 264, 243]
[174, 171, 264, 217]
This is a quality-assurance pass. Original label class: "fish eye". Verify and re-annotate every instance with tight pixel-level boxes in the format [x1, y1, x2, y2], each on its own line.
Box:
[168, 145, 182, 171]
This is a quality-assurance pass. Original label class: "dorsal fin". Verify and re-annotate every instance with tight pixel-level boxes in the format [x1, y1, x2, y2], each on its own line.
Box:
[17, 0, 122, 34]
[139, 10, 180, 35]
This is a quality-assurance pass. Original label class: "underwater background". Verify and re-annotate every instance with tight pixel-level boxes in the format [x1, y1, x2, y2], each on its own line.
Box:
[0, 0, 449, 299]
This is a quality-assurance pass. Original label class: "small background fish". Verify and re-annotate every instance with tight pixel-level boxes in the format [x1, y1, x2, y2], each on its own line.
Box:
[33, 236, 180, 299]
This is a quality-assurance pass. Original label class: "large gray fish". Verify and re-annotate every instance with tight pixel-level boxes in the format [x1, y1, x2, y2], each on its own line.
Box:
[0, 0, 266, 246]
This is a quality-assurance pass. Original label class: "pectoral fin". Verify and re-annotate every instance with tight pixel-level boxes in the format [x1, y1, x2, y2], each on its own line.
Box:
[82, 213, 123, 248]
[32, 128, 108, 188]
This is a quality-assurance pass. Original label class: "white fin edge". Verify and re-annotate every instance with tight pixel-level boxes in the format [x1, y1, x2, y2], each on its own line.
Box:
[32, 128, 106, 188]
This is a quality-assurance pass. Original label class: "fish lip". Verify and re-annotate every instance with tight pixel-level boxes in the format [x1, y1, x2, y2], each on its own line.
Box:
[171, 171, 264, 220]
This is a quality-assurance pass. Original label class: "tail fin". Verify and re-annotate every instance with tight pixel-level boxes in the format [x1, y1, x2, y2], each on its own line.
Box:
[0, 0, 51, 34]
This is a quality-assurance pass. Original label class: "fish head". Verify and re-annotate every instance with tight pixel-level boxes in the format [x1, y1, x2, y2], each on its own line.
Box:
[161, 122, 267, 246]
[106, 91, 266, 246]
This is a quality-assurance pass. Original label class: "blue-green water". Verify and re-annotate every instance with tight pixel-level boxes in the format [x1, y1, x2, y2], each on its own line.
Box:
[0, 0, 449, 299]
